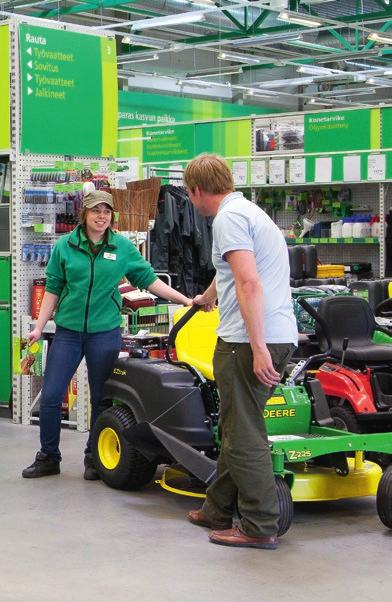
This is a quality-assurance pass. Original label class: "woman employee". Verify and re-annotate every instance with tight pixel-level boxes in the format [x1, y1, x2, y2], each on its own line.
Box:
[22, 190, 192, 480]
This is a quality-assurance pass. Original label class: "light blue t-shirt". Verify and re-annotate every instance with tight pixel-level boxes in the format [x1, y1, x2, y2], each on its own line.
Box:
[212, 191, 298, 345]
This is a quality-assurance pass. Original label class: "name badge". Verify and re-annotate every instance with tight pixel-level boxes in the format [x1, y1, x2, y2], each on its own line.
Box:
[104, 252, 117, 261]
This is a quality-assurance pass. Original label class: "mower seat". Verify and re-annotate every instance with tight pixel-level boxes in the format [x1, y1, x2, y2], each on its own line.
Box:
[316, 296, 392, 363]
[174, 307, 219, 380]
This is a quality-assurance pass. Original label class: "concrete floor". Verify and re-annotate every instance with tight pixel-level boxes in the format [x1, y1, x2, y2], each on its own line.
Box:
[1, 419, 391, 602]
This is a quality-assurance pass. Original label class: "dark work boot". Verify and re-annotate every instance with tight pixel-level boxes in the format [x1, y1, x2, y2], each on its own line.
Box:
[22, 451, 60, 478]
[83, 453, 100, 481]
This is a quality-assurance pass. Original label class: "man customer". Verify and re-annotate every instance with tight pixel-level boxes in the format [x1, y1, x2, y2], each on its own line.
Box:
[184, 154, 297, 550]
[23, 190, 192, 480]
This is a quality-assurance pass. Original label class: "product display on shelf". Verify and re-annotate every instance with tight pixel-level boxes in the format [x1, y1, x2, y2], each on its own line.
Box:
[14, 156, 112, 428]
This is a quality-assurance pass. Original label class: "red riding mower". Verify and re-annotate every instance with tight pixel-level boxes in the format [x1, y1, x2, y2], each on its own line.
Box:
[297, 296, 392, 460]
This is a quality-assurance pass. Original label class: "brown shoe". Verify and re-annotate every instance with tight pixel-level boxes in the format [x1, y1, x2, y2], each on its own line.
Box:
[209, 527, 278, 550]
[187, 509, 232, 530]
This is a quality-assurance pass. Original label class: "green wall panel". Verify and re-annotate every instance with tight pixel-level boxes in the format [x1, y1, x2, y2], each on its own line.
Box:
[195, 120, 252, 157]
[118, 90, 272, 128]
[382, 107, 392, 149]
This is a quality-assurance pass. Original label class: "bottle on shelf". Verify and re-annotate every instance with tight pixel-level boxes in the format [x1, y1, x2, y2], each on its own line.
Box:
[341, 217, 353, 238]
[371, 215, 380, 239]
[330, 220, 343, 238]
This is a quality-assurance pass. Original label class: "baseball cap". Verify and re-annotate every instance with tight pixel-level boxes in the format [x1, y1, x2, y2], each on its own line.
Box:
[83, 190, 114, 209]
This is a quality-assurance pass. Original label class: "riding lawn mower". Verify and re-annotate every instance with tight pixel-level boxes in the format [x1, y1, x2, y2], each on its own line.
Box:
[91, 304, 392, 537]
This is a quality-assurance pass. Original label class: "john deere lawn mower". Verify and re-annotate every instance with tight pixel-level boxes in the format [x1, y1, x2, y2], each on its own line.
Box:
[91, 305, 392, 536]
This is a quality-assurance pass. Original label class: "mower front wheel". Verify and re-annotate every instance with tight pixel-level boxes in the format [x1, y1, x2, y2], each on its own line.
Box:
[91, 405, 157, 491]
[377, 466, 392, 529]
[276, 476, 293, 537]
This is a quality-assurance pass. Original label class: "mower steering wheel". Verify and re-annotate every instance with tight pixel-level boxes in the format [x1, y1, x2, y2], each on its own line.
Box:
[375, 298, 392, 318]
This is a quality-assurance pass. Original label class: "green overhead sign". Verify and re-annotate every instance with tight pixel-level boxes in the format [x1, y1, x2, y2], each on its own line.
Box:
[142, 124, 195, 163]
[304, 108, 380, 153]
[118, 90, 270, 128]
[19, 25, 118, 157]
[0, 26, 10, 150]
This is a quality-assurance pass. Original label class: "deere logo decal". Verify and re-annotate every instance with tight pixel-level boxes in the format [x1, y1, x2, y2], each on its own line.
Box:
[264, 408, 296, 418]
[113, 367, 126, 376]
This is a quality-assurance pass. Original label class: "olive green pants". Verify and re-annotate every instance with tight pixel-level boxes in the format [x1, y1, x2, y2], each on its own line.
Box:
[203, 339, 295, 536]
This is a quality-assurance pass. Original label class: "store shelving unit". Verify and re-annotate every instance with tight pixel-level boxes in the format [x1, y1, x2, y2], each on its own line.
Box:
[248, 115, 392, 279]
[7, 18, 114, 429]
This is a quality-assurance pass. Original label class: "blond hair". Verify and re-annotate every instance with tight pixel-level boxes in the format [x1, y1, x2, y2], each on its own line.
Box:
[184, 153, 234, 195]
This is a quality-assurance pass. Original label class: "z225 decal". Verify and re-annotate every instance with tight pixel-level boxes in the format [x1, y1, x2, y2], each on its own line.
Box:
[288, 449, 312, 461]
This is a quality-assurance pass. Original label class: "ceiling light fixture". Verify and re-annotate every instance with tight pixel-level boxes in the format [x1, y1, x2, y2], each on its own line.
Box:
[317, 87, 377, 96]
[288, 39, 342, 53]
[278, 11, 323, 28]
[117, 53, 159, 64]
[366, 76, 392, 85]
[307, 98, 336, 106]
[121, 35, 168, 49]
[131, 11, 206, 31]
[218, 51, 261, 65]
[296, 65, 336, 75]
[245, 91, 277, 99]
[177, 79, 210, 89]
[257, 76, 314, 88]
[226, 32, 303, 48]
[313, 72, 358, 84]
[186, 66, 243, 78]
[183, 78, 232, 88]
[345, 60, 385, 70]
[368, 32, 392, 45]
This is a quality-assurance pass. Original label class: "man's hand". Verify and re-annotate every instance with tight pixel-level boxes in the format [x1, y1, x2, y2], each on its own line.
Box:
[253, 344, 281, 387]
[193, 293, 216, 312]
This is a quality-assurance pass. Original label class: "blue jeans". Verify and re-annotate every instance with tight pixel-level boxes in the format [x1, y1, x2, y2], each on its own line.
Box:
[39, 326, 122, 461]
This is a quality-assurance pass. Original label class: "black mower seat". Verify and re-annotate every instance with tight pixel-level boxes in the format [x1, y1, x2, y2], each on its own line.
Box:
[316, 296, 392, 364]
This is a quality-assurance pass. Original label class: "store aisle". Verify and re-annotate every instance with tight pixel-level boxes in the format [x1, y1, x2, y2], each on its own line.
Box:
[0, 419, 391, 602]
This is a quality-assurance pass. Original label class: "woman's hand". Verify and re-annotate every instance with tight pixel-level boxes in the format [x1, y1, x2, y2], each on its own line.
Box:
[26, 327, 42, 345]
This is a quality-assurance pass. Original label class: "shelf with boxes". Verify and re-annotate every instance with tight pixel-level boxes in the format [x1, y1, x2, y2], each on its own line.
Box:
[253, 182, 388, 278]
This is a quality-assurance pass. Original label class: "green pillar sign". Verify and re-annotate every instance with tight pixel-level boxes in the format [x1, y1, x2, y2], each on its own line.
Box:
[0, 25, 10, 151]
[19, 25, 117, 157]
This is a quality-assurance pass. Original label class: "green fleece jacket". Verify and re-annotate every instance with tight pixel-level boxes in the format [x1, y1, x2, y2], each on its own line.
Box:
[45, 226, 157, 333]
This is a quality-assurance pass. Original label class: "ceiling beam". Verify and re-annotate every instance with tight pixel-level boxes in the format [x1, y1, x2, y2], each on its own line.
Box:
[363, 19, 392, 50]
[213, 1, 245, 32]
[35, 1, 162, 19]
[248, 9, 269, 33]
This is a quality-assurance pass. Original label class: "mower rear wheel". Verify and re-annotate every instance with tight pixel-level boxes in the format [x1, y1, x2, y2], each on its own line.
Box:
[92, 405, 157, 491]
[276, 476, 293, 537]
[330, 405, 360, 433]
[377, 466, 392, 529]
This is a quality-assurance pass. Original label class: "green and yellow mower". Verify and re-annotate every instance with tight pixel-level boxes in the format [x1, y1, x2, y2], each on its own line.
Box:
[92, 305, 392, 537]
